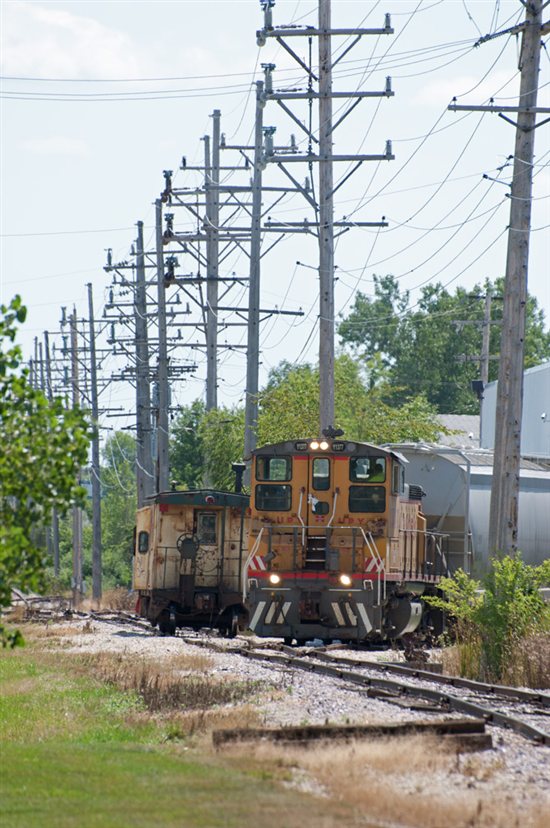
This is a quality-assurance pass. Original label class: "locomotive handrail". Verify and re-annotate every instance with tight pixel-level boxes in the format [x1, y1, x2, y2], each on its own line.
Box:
[297, 488, 306, 545]
[395, 528, 449, 580]
[242, 528, 264, 601]
[327, 487, 339, 527]
[360, 528, 386, 604]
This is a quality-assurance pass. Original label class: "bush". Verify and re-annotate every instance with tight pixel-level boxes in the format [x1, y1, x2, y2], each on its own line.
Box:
[427, 555, 550, 686]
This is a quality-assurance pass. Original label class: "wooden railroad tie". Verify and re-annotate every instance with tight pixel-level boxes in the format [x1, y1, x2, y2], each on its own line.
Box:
[213, 717, 492, 752]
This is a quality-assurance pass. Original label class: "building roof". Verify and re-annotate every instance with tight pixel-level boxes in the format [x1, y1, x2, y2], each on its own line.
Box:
[437, 414, 480, 448]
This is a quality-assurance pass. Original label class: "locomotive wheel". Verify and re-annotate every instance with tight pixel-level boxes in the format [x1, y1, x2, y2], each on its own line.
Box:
[219, 609, 240, 638]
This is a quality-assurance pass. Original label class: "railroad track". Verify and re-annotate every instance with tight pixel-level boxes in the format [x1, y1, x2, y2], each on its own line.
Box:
[173, 631, 550, 747]
[19, 605, 550, 746]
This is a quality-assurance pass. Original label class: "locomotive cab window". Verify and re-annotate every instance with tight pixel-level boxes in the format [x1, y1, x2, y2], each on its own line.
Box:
[255, 484, 292, 511]
[197, 512, 217, 545]
[349, 486, 386, 513]
[392, 463, 405, 494]
[138, 530, 149, 554]
[350, 456, 386, 483]
[312, 457, 330, 491]
[256, 455, 292, 481]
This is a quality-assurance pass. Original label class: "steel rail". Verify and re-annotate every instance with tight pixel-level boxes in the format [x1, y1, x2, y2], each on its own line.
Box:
[304, 650, 550, 708]
[235, 649, 550, 746]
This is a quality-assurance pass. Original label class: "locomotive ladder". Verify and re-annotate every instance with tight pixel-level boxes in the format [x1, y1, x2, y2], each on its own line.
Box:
[304, 535, 327, 570]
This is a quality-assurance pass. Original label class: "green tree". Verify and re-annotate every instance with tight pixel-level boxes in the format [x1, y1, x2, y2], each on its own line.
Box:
[0, 297, 91, 646]
[170, 399, 206, 488]
[99, 432, 137, 587]
[258, 354, 443, 445]
[199, 406, 245, 490]
[176, 359, 444, 491]
[339, 277, 550, 413]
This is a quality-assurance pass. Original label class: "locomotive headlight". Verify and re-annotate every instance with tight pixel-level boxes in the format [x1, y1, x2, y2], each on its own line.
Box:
[319, 440, 329, 451]
[310, 440, 320, 450]
[339, 574, 352, 587]
[268, 573, 281, 585]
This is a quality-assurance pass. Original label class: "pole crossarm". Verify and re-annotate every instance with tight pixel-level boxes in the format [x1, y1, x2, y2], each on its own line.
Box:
[265, 89, 394, 100]
[268, 150, 394, 163]
[449, 104, 550, 114]
[264, 220, 388, 228]
[257, 26, 394, 41]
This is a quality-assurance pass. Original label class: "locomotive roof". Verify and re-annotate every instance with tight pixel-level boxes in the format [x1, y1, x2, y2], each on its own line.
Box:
[252, 439, 408, 464]
[148, 489, 249, 507]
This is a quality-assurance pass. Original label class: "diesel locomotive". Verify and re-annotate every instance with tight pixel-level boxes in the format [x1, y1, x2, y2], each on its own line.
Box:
[245, 437, 448, 644]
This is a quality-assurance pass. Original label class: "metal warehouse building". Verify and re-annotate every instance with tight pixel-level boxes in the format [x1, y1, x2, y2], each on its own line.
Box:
[481, 361, 550, 461]
[386, 443, 550, 575]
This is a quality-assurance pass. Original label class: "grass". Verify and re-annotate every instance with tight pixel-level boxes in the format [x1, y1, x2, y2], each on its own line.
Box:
[2, 622, 549, 828]
[0, 633, 357, 828]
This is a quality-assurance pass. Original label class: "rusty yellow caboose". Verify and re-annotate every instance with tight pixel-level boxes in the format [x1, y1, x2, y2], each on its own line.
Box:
[134, 489, 249, 635]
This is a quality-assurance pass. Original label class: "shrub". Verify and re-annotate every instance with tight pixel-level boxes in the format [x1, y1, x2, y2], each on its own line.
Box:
[427, 554, 550, 685]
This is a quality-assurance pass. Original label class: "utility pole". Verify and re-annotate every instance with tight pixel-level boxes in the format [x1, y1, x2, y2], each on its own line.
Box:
[318, 0, 335, 432]
[244, 81, 265, 461]
[155, 198, 170, 493]
[257, 0, 394, 435]
[490, 0, 545, 554]
[134, 220, 154, 507]
[44, 330, 60, 576]
[87, 284, 102, 605]
[69, 308, 83, 604]
[205, 110, 221, 410]
[449, 0, 548, 553]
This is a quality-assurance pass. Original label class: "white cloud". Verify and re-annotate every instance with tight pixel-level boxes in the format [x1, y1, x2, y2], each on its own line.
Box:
[1, 1, 144, 78]
[22, 136, 89, 156]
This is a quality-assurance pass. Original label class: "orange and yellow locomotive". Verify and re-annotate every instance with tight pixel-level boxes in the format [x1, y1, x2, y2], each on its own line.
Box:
[245, 437, 447, 644]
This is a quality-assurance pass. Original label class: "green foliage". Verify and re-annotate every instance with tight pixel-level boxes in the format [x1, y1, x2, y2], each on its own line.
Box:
[258, 354, 443, 445]
[175, 356, 445, 489]
[44, 433, 137, 593]
[0, 297, 91, 646]
[199, 406, 246, 490]
[339, 276, 550, 413]
[170, 399, 206, 488]
[98, 433, 136, 587]
[428, 556, 550, 684]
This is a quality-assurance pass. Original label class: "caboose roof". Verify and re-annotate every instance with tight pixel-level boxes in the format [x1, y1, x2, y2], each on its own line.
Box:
[147, 489, 249, 508]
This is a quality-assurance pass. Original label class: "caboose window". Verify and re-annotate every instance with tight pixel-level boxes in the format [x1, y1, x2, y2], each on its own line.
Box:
[197, 512, 217, 544]
[349, 486, 386, 513]
[312, 457, 330, 491]
[256, 455, 292, 481]
[138, 531, 149, 553]
[255, 484, 292, 511]
[350, 456, 386, 483]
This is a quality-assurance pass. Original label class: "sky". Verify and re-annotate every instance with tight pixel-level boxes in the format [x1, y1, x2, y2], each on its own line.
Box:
[1, 0, 549, 429]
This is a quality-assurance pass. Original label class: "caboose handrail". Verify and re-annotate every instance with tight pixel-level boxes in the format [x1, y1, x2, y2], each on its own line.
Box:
[242, 528, 264, 602]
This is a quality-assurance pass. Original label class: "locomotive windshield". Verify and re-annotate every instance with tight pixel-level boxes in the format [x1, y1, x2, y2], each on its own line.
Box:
[350, 456, 386, 483]
[255, 484, 292, 511]
[256, 455, 292, 481]
[349, 485, 386, 513]
[312, 457, 330, 490]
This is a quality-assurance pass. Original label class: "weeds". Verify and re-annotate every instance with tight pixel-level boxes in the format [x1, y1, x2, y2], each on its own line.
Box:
[428, 555, 550, 686]
[74, 651, 267, 712]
